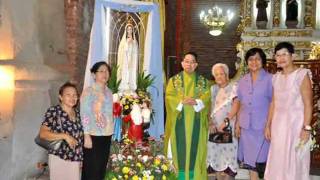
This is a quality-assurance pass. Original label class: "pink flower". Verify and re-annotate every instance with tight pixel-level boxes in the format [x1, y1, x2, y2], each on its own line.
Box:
[82, 116, 89, 125]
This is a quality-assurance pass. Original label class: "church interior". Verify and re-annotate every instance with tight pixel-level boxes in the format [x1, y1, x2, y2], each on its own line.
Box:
[0, 0, 320, 179]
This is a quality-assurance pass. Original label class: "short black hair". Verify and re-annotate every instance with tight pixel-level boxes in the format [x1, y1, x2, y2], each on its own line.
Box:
[184, 52, 198, 62]
[245, 48, 267, 66]
[274, 42, 295, 54]
[59, 82, 78, 96]
[90, 61, 111, 75]
[58, 82, 79, 103]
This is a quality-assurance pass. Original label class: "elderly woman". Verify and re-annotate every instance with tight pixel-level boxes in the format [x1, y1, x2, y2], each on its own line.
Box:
[39, 82, 83, 180]
[207, 63, 239, 180]
[235, 48, 272, 180]
[81, 61, 114, 180]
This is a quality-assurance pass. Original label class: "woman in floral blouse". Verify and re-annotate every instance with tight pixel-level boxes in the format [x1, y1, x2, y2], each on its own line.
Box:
[39, 82, 83, 180]
[80, 61, 114, 180]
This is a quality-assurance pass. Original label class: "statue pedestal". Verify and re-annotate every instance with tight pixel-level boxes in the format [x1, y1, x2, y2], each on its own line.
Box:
[256, 21, 267, 29]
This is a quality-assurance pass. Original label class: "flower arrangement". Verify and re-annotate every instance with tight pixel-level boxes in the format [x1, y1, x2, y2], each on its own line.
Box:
[109, 68, 155, 142]
[106, 138, 177, 180]
[120, 90, 152, 118]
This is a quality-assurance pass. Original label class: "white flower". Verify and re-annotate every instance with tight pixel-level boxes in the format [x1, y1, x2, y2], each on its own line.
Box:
[111, 154, 118, 162]
[142, 170, 151, 177]
[141, 108, 151, 123]
[113, 93, 120, 102]
[142, 155, 149, 163]
[117, 154, 124, 161]
[130, 104, 143, 125]
[127, 155, 133, 160]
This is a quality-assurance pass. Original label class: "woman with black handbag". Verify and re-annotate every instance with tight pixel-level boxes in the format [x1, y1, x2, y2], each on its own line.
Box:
[39, 82, 84, 180]
[207, 63, 239, 180]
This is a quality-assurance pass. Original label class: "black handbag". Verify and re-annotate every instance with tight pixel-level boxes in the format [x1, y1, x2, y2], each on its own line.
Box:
[34, 135, 63, 151]
[35, 110, 64, 151]
[208, 126, 232, 143]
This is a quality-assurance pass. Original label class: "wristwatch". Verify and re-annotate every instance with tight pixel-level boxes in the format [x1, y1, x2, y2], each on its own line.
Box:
[303, 125, 312, 131]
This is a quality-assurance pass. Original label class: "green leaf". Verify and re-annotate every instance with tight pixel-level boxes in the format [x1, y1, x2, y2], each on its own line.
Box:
[107, 65, 121, 93]
[137, 71, 155, 92]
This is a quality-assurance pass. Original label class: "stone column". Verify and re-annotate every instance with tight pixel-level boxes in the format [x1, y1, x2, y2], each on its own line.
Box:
[267, 0, 274, 29]
[251, 0, 257, 29]
[296, 0, 305, 28]
[280, 0, 287, 28]
[316, 0, 320, 29]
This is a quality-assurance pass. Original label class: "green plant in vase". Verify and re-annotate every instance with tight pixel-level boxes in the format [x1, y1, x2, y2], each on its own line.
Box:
[108, 65, 121, 94]
[137, 71, 155, 92]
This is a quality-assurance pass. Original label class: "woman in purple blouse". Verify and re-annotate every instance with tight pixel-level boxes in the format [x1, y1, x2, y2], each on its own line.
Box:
[235, 48, 272, 180]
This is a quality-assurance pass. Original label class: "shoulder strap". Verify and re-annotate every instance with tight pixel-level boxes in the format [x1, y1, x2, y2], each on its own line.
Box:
[56, 107, 64, 133]
[210, 85, 219, 118]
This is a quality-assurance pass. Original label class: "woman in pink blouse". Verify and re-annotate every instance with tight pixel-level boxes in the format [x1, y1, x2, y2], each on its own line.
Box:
[80, 61, 114, 180]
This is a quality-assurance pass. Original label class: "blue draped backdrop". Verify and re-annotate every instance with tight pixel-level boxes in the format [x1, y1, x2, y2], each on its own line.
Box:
[84, 0, 164, 139]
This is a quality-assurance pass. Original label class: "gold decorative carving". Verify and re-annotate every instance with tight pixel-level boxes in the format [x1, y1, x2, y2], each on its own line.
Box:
[304, 0, 313, 27]
[237, 0, 251, 34]
[273, 0, 280, 27]
[243, 29, 313, 37]
[309, 42, 320, 60]
[242, 41, 312, 50]
[245, 0, 251, 18]
[237, 17, 251, 34]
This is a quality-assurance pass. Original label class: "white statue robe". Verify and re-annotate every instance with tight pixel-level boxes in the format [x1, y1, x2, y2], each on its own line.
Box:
[117, 28, 139, 93]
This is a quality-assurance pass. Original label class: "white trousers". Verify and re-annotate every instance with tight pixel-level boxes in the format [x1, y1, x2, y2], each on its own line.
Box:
[48, 154, 81, 180]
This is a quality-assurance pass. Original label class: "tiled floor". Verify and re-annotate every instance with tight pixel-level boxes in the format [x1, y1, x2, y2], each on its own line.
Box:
[28, 170, 320, 180]
[208, 169, 320, 180]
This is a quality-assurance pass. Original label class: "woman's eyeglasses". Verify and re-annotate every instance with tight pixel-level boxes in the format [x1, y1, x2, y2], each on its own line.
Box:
[275, 52, 291, 58]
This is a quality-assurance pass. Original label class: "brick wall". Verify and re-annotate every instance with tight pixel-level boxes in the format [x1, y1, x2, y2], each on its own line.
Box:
[64, 0, 94, 90]
[65, 0, 240, 86]
[166, 0, 241, 80]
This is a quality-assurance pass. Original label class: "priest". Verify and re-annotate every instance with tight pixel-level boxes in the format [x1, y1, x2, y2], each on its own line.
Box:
[164, 52, 211, 180]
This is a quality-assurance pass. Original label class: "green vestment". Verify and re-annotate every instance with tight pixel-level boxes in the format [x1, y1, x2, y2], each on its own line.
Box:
[164, 72, 211, 180]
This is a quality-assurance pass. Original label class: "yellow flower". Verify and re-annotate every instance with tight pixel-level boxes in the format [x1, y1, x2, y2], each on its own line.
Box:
[154, 159, 161, 166]
[161, 164, 168, 171]
[124, 105, 129, 110]
[136, 162, 142, 168]
[142, 176, 148, 180]
[124, 175, 129, 179]
[150, 176, 154, 180]
[122, 167, 130, 174]
[112, 178, 117, 180]
[162, 175, 167, 180]
[132, 175, 139, 180]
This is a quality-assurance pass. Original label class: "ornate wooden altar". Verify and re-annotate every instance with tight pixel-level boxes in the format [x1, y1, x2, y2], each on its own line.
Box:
[266, 59, 320, 173]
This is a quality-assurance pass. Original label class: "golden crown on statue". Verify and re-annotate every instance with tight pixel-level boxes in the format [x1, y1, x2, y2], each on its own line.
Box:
[199, 6, 234, 36]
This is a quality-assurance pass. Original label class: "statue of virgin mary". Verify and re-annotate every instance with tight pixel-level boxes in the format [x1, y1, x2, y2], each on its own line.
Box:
[117, 23, 139, 93]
